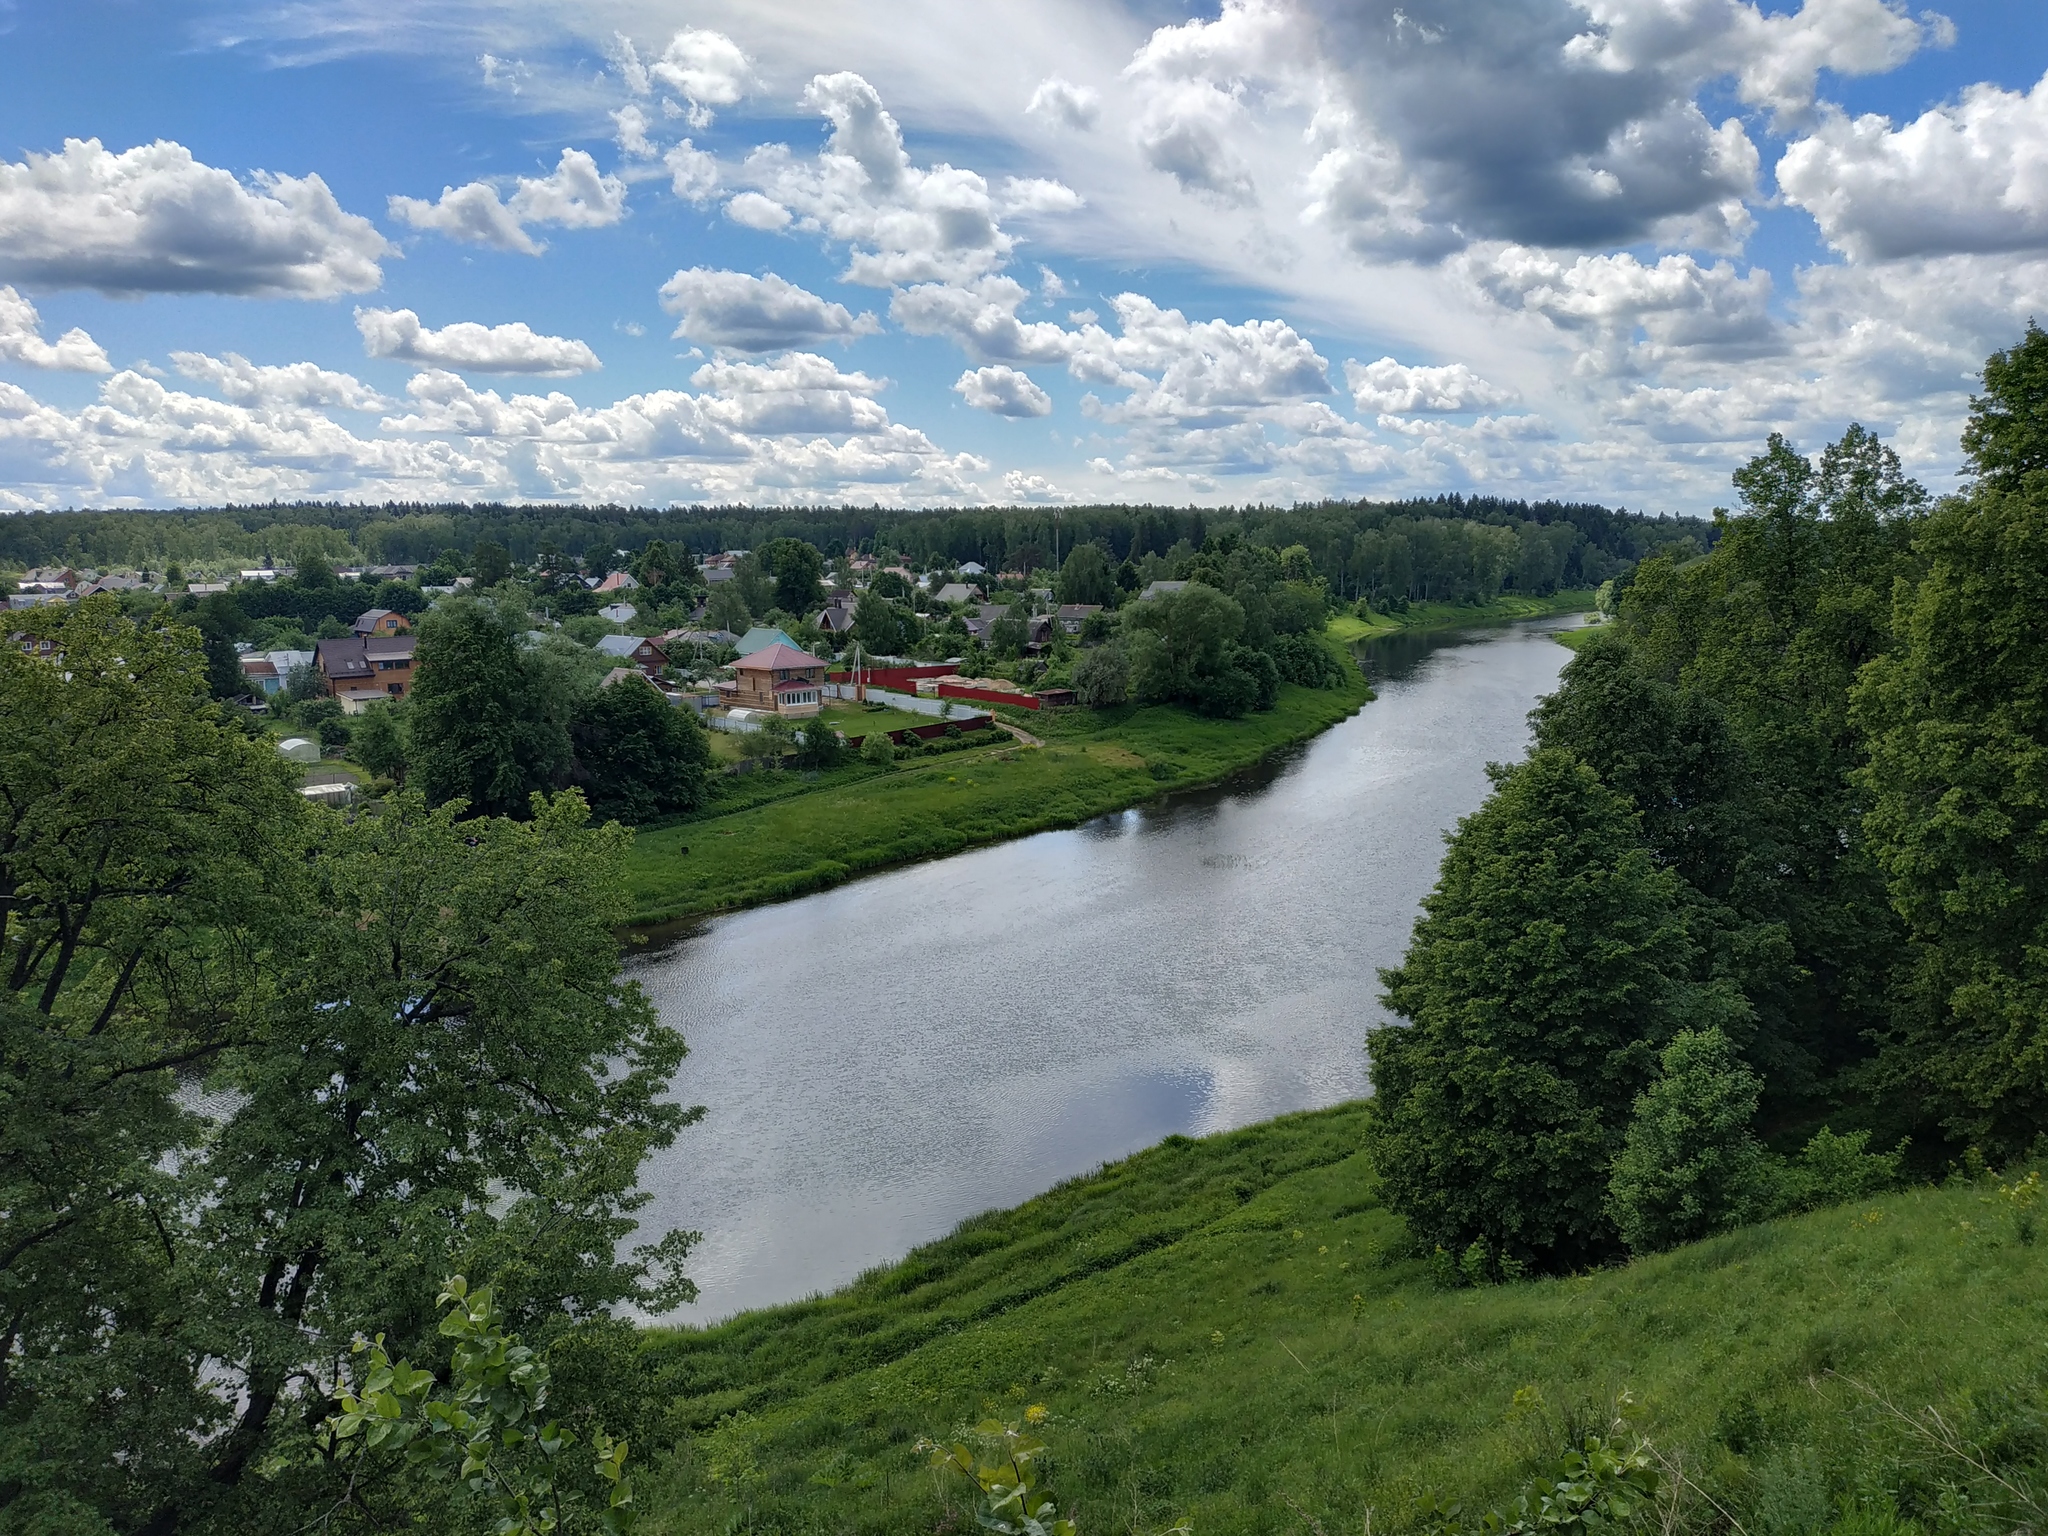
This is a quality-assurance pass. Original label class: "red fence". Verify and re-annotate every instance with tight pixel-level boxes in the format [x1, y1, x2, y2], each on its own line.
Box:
[937, 682, 1040, 711]
[825, 663, 954, 692]
[843, 718, 1001, 748]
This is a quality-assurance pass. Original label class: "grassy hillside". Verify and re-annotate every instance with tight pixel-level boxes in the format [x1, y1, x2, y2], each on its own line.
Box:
[622, 642, 1372, 925]
[636, 1103, 2048, 1536]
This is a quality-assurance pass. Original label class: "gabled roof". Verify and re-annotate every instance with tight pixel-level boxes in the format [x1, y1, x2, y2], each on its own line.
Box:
[733, 642, 824, 672]
[735, 626, 798, 656]
[595, 633, 661, 658]
[594, 570, 640, 591]
[353, 607, 398, 633]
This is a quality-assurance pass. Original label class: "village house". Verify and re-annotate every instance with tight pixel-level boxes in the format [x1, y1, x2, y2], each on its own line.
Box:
[316, 612, 418, 710]
[725, 641, 826, 717]
[591, 570, 640, 593]
[814, 596, 858, 635]
[933, 582, 975, 605]
[1055, 604, 1103, 635]
[595, 633, 669, 675]
[352, 608, 411, 638]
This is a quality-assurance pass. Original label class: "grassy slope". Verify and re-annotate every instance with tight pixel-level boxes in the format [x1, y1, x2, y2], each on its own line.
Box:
[622, 638, 1371, 925]
[639, 1104, 2047, 1536]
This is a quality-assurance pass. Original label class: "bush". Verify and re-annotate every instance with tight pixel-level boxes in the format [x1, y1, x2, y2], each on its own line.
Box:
[1771, 1127, 1903, 1213]
[1607, 1027, 1770, 1254]
[317, 715, 352, 748]
[861, 733, 897, 767]
[1269, 632, 1348, 689]
[1072, 642, 1130, 708]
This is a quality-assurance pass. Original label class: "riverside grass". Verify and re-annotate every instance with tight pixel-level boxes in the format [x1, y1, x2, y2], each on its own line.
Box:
[622, 634, 1373, 925]
[637, 1101, 2048, 1536]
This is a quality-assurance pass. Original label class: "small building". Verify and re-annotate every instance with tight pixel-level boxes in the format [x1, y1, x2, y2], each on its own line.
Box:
[595, 633, 668, 674]
[601, 666, 663, 693]
[593, 570, 640, 593]
[241, 656, 280, 693]
[814, 598, 858, 635]
[1035, 687, 1079, 707]
[728, 642, 826, 717]
[934, 582, 975, 605]
[277, 737, 322, 764]
[1055, 604, 1103, 635]
[1139, 580, 1189, 601]
[599, 601, 638, 624]
[352, 608, 411, 638]
[958, 561, 987, 576]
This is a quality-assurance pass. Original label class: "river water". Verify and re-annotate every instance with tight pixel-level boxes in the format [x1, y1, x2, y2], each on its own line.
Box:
[631, 617, 1580, 1323]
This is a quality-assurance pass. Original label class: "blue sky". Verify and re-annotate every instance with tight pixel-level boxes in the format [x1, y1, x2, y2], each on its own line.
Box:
[0, 0, 2042, 511]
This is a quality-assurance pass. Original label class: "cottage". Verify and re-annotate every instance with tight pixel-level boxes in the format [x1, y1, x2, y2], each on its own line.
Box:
[352, 608, 412, 637]
[593, 570, 641, 593]
[934, 582, 975, 605]
[315, 631, 417, 709]
[598, 602, 638, 623]
[958, 561, 987, 576]
[728, 642, 826, 717]
[814, 598, 858, 635]
[594, 633, 668, 674]
[1055, 604, 1103, 635]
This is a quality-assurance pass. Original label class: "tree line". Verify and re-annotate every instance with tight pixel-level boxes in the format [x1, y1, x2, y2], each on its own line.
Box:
[1366, 324, 2048, 1276]
[3, 494, 1709, 610]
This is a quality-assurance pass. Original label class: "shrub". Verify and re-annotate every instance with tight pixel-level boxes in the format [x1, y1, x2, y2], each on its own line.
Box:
[861, 733, 897, 767]
[1607, 1027, 1770, 1254]
[1772, 1128, 1904, 1213]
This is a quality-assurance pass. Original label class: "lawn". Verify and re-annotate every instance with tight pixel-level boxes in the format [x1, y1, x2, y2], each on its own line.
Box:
[814, 701, 941, 739]
[622, 643, 1372, 925]
[632, 1103, 2048, 1536]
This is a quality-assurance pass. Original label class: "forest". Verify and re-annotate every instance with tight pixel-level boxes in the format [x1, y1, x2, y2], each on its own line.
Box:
[0, 493, 1709, 609]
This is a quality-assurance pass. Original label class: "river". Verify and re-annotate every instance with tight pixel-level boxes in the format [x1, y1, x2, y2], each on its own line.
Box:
[630, 616, 1581, 1324]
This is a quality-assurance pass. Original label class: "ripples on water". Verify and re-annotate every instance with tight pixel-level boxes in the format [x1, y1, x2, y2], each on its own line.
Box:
[630, 618, 1580, 1322]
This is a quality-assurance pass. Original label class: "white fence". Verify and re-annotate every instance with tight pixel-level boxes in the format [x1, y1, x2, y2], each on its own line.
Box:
[843, 686, 989, 723]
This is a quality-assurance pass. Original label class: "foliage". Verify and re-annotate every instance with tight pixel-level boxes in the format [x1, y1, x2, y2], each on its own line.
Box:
[569, 678, 712, 824]
[793, 720, 851, 772]
[1268, 631, 1348, 689]
[409, 601, 576, 818]
[853, 594, 917, 657]
[706, 582, 751, 635]
[861, 732, 899, 767]
[1367, 749, 1716, 1270]
[1072, 642, 1130, 708]
[326, 1277, 638, 1535]
[1607, 1028, 1769, 1254]
[0, 601, 699, 1535]
[1773, 1127, 1904, 1214]
[351, 700, 411, 782]
[759, 537, 826, 614]
[924, 1409, 1076, 1536]
[1124, 585, 1276, 718]
[1851, 333, 2048, 1157]
[1057, 543, 1118, 608]
[472, 538, 513, 589]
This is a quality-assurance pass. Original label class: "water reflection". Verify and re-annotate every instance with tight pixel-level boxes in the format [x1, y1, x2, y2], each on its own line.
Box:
[632, 617, 1581, 1323]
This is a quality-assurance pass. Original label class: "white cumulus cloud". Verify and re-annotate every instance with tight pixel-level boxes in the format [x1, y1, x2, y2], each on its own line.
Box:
[0, 137, 389, 297]
[650, 29, 753, 125]
[170, 350, 391, 409]
[389, 148, 628, 255]
[725, 192, 792, 230]
[1344, 357, 1516, 414]
[1778, 74, 2048, 261]
[956, 365, 1053, 417]
[658, 268, 882, 353]
[356, 308, 601, 376]
[0, 286, 109, 371]
[1027, 77, 1101, 131]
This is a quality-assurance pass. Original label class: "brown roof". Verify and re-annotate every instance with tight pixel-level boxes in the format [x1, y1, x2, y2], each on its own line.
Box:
[733, 642, 823, 672]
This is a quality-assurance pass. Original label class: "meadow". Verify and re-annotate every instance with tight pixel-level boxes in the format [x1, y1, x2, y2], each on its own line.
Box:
[636, 1101, 2048, 1536]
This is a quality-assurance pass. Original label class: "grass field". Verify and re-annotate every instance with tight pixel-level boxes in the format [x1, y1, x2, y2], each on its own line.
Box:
[1326, 589, 1599, 646]
[814, 701, 937, 739]
[633, 1103, 2048, 1536]
[621, 638, 1372, 925]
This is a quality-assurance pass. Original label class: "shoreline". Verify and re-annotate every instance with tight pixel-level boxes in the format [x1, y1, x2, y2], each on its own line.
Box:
[621, 594, 1592, 933]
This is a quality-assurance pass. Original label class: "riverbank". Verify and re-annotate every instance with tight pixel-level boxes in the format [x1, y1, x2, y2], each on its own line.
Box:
[621, 632, 1373, 926]
[635, 1105, 2045, 1536]
[1327, 586, 1598, 644]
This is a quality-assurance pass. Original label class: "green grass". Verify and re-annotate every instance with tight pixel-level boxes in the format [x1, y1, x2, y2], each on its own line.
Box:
[634, 1105, 2048, 1536]
[1551, 620, 1612, 652]
[814, 702, 938, 739]
[621, 638, 1371, 925]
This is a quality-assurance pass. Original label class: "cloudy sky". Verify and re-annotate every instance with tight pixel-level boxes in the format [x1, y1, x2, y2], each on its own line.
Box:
[0, 0, 2042, 511]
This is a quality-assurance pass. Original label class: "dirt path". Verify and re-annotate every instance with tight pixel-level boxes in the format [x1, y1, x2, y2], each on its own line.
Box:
[990, 717, 1043, 748]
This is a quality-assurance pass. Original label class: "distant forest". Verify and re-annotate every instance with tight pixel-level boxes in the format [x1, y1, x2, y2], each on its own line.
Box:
[0, 495, 1713, 605]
